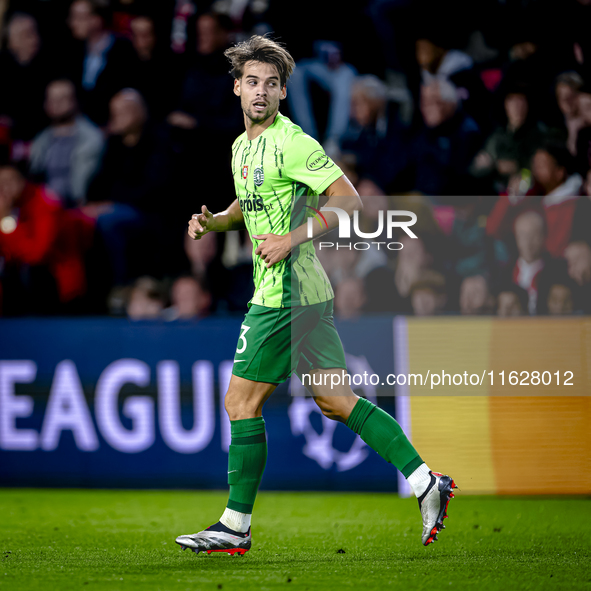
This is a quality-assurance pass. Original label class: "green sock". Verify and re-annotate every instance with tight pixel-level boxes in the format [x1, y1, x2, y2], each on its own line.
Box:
[226, 417, 267, 514]
[346, 397, 423, 478]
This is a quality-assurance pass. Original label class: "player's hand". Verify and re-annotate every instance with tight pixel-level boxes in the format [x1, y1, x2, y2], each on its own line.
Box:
[188, 205, 215, 240]
[253, 233, 292, 268]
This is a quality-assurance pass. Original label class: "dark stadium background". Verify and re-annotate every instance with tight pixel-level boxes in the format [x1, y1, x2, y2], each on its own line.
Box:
[0, 0, 589, 497]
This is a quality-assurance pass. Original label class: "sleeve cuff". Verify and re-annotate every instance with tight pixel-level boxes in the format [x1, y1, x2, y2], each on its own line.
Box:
[312, 167, 344, 194]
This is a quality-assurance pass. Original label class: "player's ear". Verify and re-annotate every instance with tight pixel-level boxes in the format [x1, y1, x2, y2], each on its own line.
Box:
[233, 78, 241, 97]
[280, 84, 287, 100]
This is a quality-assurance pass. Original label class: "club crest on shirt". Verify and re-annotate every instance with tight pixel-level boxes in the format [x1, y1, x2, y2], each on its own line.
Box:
[253, 167, 264, 187]
[242, 165, 248, 179]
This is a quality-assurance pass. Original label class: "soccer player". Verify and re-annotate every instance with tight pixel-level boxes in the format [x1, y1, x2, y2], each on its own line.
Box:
[175, 36, 456, 555]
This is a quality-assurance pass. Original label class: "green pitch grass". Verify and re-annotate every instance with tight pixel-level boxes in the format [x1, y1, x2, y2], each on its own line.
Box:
[0, 489, 589, 591]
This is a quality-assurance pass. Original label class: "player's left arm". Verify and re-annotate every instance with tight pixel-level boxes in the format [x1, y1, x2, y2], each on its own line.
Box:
[253, 174, 361, 268]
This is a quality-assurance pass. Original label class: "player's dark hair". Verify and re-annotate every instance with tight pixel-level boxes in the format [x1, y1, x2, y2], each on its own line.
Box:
[224, 35, 295, 87]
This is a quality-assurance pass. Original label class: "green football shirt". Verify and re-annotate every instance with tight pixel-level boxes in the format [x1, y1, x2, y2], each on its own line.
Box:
[231, 112, 343, 308]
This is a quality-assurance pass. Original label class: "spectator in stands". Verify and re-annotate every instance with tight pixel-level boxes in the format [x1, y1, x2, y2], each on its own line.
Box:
[367, 0, 415, 79]
[564, 240, 591, 286]
[4, 4, 591, 320]
[334, 277, 366, 320]
[459, 275, 495, 315]
[487, 143, 583, 259]
[572, 168, 591, 247]
[574, 85, 591, 174]
[512, 210, 547, 314]
[68, 0, 138, 126]
[530, 144, 583, 201]
[416, 32, 472, 80]
[0, 13, 54, 146]
[321, 245, 358, 286]
[168, 12, 240, 134]
[87, 89, 172, 284]
[363, 264, 397, 313]
[339, 76, 411, 194]
[184, 231, 218, 278]
[409, 270, 446, 316]
[412, 79, 482, 196]
[130, 15, 155, 61]
[564, 173, 591, 300]
[573, 22, 591, 81]
[415, 26, 490, 131]
[394, 234, 435, 303]
[500, 25, 558, 119]
[168, 12, 242, 214]
[287, 40, 357, 153]
[339, 75, 388, 183]
[183, 229, 245, 312]
[536, 260, 577, 315]
[545, 283, 574, 315]
[126, 276, 166, 319]
[130, 15, 181, 121]
[0, 164, 92, 314]
[446, 197, 507, 282]
[471, 84, 548, 195]
[563, 234, 591, 314]
[554, 72, 584, 155]
[29, 79, 104, 207]
[323, 240, 385, 288]
[166, 275, 212, 320]
[495, 283, 528, 317]
[363, 196, 445, 313]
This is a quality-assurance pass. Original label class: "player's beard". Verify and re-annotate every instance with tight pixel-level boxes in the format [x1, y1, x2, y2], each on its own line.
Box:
[243, 99, 277, 125]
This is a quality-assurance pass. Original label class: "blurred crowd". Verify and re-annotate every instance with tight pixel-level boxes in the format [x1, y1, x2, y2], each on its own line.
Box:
[0, 0, 590, 319]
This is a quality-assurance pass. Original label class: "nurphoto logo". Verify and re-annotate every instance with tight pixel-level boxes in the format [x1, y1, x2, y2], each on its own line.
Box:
[305, 206, 418, 251]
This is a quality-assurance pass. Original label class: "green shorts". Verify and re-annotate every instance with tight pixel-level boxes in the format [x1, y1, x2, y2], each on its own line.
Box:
[231, 299, 347, 385]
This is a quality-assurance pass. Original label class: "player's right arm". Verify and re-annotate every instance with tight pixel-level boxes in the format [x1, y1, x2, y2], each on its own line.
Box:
[188, 200, 245, 240]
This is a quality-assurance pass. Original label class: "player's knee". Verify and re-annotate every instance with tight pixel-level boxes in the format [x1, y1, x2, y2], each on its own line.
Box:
[224, 390, 259, 421]
[224, 392, 245, 420]
[314, 397, 348, 424]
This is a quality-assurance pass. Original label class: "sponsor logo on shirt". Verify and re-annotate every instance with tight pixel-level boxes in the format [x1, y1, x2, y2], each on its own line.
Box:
[239, 196, 274, 212]
[306, 150, 334, 171]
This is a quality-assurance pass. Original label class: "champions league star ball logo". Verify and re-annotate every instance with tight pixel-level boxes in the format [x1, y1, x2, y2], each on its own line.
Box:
[288, 354, 378, 471]
[253, 167, 264, 187]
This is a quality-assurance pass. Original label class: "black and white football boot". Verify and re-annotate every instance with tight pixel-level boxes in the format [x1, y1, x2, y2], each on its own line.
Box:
[175, 522, 251, 556]
[417, 471, 457, 546]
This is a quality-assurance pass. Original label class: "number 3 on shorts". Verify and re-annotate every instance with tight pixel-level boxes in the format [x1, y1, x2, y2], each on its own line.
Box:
[236, 324, 251, 354]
